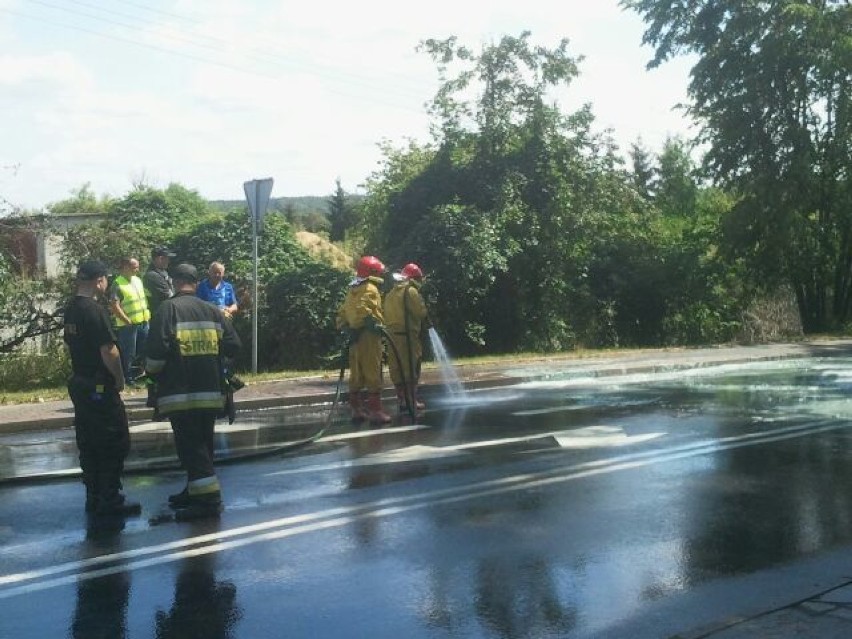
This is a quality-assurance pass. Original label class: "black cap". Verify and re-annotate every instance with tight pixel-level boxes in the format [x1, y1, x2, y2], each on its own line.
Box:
[76, 259, 109, 281]
[152, 246, 177, 258]
[172, 263, 198, 283]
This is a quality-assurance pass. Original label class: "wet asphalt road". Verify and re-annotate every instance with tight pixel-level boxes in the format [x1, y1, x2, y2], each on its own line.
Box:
[4, 356, 852, 638]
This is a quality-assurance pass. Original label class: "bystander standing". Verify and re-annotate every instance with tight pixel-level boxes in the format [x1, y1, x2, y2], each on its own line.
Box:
[108, 256, 150, 385]
[196, 261, 239, 318]
[63, 259, 141, 519]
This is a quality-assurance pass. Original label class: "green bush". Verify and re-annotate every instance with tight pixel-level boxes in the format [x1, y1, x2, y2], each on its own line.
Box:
[260, 263, 351, 370]
[0, 335, 70, 391]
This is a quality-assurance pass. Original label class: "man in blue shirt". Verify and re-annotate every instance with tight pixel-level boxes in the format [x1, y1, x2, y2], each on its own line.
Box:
[196, 261, 238, 318]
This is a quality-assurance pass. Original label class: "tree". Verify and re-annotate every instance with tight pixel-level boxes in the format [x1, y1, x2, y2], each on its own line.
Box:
[328, 178, 350, 242]
[0, 219, 64, 354]
[0, 163, 22, 217]
[655, 136, 698, 217]
[53, 184, 209, 275]
[629, 138, 656, 200]
[110, 183, 205, 241]
[283, 201, 297, 226]
[47, 184, 112, 218]
[170, 207, 313, 285]
[361, 33, 684, 352]
[622, 0, 852, 331]
[361, 33, 591, 352]
[262, 263, 350, 369]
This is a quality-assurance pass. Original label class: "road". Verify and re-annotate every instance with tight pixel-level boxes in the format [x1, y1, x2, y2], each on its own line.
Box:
[3, 351, 852, 638]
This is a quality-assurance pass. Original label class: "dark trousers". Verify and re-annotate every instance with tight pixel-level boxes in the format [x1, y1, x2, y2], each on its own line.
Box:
[115, 322, 149, 383]
[169, 411, 218, 481]
[68, 378, 130, 499]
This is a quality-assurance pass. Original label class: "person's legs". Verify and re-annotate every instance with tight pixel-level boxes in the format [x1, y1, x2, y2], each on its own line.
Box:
[96, 391, 139, 516]
[170, 412, 216, 481]
[410, 340, 425, 410]
[361, 333, 390, 424]
[69, 381, 100, 513]
[387, 334, 408, 412]
[348, 345, 367, 422]
[73, 386, 138, 517]
[133, 321, 149, 376]
[115, 325, 137, 384]
[169, 411, 222, 518]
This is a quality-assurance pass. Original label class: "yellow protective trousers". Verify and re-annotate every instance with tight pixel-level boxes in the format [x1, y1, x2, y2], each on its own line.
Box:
[387, 331, 421, 386]
[348, 332, 384, 392]
[383, 281, 428, 386]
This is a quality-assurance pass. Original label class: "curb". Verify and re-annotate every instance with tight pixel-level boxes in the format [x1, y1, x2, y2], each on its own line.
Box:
[4, 340, 852, 435]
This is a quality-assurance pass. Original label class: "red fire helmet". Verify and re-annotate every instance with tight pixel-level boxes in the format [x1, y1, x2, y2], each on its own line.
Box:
[356, 255, 386, 278]
[400, 263, 424, 280]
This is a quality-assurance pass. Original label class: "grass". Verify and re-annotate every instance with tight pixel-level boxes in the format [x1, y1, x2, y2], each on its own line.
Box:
[3, 335, 843, 406]
[0, 346, 661, 406]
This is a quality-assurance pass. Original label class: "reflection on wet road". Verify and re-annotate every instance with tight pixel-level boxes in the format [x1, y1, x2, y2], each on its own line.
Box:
[3, 356, 852, 638]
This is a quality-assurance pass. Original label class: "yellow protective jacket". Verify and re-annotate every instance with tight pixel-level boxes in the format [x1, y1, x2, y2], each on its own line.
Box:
[384, 279, 428, 336]
[336, 276, 385, 391]
[336, 276, 385, 331]
[111, 274, 150, 326]
[383, 279, 429, 385]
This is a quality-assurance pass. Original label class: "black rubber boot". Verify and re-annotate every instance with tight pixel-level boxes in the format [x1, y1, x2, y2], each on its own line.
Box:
[168, 487, 191, 509]
[95, 470, 141, 518]
[84, 475, 100, 514]
[173, 492, 223, 521]
[94, 492, 142, 518]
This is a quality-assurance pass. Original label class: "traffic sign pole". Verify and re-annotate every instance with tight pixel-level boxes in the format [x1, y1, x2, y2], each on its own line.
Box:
[243, 178, 274, 374]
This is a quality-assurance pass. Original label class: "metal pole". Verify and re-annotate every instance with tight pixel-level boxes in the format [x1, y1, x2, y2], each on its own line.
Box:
[251, 184, 259, 374]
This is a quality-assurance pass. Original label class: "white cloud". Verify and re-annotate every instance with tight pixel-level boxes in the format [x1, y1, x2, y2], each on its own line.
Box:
[0, 0, 696, 209]
[0, 52, 94, 89]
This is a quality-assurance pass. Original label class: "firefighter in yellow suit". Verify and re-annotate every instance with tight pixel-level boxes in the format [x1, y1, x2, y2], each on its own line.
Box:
[383, 263, 431, 413]
[336, 256, 391, 424]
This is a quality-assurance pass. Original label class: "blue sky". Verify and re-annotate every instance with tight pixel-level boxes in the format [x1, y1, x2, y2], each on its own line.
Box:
[0, 0, 696, 211]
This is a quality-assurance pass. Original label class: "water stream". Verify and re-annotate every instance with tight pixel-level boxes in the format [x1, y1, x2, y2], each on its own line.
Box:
[427, 327, 466, 398]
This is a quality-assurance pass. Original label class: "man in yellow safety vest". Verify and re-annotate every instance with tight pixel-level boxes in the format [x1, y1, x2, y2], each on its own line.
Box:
[108, 256, 151, 385]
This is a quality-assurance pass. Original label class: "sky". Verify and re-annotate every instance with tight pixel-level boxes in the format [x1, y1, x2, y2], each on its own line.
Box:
[0, 0, 697, 211]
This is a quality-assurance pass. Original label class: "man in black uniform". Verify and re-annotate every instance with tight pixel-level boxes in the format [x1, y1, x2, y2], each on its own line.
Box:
[64, 259, 141, 518]
[146, 264, 242, 520]
[143, 246, 176, 315]
[142, 246, 176, 408]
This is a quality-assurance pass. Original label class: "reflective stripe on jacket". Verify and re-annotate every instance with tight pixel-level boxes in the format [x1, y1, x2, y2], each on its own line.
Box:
[145, 293, 242, 417]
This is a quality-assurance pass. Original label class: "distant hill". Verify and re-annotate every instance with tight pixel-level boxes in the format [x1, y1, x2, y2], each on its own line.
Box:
[209, 194, 365, 234]
[209, 195, 364, 214]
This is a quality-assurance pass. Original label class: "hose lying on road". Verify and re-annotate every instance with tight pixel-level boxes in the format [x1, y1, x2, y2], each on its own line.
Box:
[0, 333, 419, 486]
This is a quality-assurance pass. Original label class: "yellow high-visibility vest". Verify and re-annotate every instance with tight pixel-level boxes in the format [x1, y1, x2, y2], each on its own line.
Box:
[112, 275, 150, 326]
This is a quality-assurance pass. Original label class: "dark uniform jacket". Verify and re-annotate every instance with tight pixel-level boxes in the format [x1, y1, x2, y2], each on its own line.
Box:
[143, 266, 174, 315]
[64, 295, 119, 388]
[145, 293, 242, 416]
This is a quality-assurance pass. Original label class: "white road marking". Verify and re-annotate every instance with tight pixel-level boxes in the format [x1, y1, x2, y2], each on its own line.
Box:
[269, 425, 664, 476]
[553, 425, 665, 448]
[317, 424, 430, 442]
[0, 418, 845, 599]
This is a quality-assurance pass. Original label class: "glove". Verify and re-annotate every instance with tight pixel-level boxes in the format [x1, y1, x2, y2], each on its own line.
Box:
[363, 316, 386, 335]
